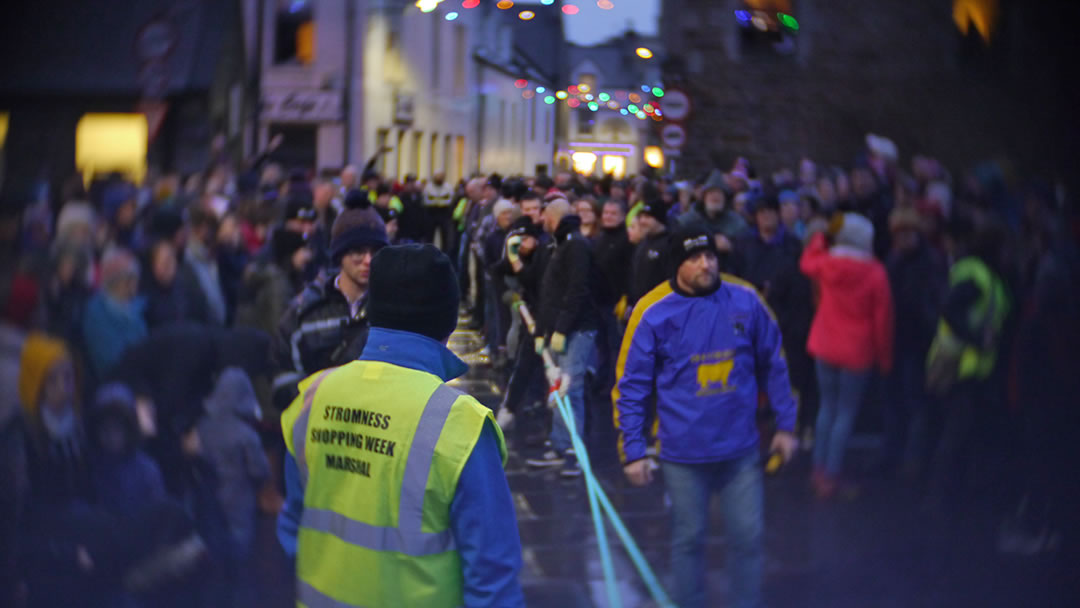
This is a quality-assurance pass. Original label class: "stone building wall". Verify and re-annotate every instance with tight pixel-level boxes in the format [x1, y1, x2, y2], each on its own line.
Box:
[660, 0, 1076, 185]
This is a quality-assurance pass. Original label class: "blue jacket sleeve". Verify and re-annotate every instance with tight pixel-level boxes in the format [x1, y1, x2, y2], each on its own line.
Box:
[752, 297, 798, 432]
[613, 312, 657, 464]
[450, 420, 524, 607]
[277, 451, 304, 558]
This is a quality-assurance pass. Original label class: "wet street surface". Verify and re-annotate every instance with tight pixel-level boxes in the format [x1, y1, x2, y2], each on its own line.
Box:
[250, 321, 1078, 608]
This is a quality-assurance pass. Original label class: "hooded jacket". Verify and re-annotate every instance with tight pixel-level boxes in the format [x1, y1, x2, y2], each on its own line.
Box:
[197, 368, 269, 553]
[800, 232, 894, 372]
[678, 202, 748, 240]
[538, 215, 600, 337]
[90, 383, 166, 519]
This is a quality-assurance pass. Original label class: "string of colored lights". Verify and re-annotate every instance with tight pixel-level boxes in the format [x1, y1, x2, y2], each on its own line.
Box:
[512, 80, 667, 121]
[420, 1, 671, 120]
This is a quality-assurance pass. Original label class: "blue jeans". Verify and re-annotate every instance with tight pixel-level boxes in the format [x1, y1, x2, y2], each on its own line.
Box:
[662, 451, 764, 608]
[813, 360, 871, 477]
[549, 329, 597, 454]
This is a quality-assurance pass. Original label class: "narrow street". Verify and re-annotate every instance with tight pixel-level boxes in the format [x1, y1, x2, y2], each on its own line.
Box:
[247, 316, 1077, 608]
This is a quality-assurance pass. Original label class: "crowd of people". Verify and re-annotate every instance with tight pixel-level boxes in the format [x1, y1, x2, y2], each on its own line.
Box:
[1, 131, 1077, 606]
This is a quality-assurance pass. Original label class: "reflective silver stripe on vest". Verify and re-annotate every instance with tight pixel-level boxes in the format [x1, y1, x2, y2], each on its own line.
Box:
[297, 579, 367, 608]
[299, 383, 463, 556]
[294, 369, 336, 488]
[301, 508, 454, 556]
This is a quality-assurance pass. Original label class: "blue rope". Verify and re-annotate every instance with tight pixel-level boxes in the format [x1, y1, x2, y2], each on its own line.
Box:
[550, 390, 675, 608]
[550, 390, 621, 608]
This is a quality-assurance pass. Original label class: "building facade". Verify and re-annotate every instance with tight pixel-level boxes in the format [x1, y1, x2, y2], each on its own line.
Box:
[659, 0, 1079, 182]
[248, 0, 557, 181]
[0, 0, 247, 198]
[557, 34, 663, 178]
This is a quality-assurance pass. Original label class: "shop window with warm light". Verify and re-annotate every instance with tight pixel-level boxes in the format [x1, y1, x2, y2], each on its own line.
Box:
[274, 0, 315, 65]
[75, 114, 148, 185]
[953, 0, 998, 44]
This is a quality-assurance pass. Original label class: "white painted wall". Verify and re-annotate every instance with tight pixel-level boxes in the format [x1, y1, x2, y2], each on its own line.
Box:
[476, 62, 556, 177]
[245, 0, 554, 179]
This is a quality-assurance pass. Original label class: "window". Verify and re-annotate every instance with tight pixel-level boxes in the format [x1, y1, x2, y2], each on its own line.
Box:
[444, 134, 452, 179]
[577, 108, 595, 136]
[274, 0, 314, 65]
[267, 124, 317, 173]
[75, 113, 148, 184]
[395, 130, 406, 180]
[453, 25, 466, 96]
[413, 131, 423, 177]
[454, 135, 465, 182]
[429, 133, 439, 178]
[602, 155, 626, 179]
[376, 129, 389, 174]
[953, 0, 998, 42]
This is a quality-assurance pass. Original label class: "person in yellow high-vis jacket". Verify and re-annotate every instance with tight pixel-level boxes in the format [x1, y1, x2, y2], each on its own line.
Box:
[277, 243, 524, 607]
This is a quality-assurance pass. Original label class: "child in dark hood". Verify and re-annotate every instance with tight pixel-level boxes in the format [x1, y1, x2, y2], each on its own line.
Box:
[196, 367, 269, 559]
[90, 383, 166, 519]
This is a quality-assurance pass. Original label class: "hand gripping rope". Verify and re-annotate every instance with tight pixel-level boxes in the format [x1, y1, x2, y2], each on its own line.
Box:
[515, 302, 675, 608]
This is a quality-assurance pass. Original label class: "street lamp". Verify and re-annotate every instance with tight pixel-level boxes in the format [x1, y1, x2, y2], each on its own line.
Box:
[635, 47, 653, 59]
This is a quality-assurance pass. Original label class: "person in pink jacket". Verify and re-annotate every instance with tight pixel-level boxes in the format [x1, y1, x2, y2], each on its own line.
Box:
[801, 213, 894, 498]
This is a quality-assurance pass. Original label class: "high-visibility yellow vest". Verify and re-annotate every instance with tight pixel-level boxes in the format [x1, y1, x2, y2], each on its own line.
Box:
[367, 189, 404, 213]
[281, 360, 505, 608]
[928, 256, 1010, 381]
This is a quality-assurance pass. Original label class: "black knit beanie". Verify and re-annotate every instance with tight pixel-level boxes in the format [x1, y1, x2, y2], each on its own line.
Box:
[367, 244, 460, 342]
[669, 224, 718, 278]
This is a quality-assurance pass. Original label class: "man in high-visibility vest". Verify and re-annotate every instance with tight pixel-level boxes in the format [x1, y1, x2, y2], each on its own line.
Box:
[277, 243, 524, 607]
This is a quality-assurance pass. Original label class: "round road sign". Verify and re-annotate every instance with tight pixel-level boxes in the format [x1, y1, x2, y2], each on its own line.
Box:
[661, 123, 686, 149]
[661, 89, 691, 122]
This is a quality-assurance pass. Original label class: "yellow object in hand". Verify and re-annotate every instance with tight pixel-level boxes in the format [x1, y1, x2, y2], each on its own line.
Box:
[550, 332, 566, 354]
[765, 452, 784, 475]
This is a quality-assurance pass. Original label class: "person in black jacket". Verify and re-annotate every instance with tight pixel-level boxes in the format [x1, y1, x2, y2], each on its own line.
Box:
[735, 196, 817, 440]
[594, 200, 634, 309]
[593, 199, 634, 398]
[877, 208, 946, 476]
[526, 200, 599, 477]
[141, 240, 200, 329]
[628, 200, 671, 311]
[493, 215, 549, 440]
[270, 206, 389, 412]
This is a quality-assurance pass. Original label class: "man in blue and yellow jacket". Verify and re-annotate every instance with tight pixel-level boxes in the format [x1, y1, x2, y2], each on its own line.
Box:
[277, 243, 523, 607]
[614, 225, 798, 608]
